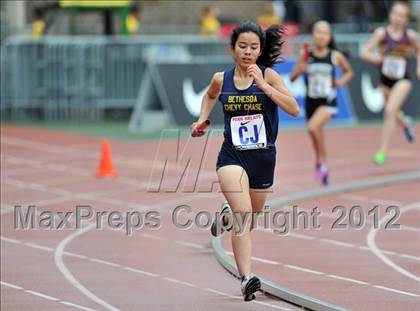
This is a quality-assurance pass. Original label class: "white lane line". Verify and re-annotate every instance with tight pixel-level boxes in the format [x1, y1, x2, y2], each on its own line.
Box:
[3, 178, 72, 196]
[1, 204, 15, 215]
[1, 281, 23, 290]
[338, 194, 419, 233]
[366, 202, 420, 283]
[3, 232, 292, 308]
[320, 209, 419, 234]
[3, 235, 419, 299]
[205, 287, 292, 310]
[25, 290, 59, 301]
[227, 244, 419, 297]
[400, 254, 420, 262]
[381, 249, 396, 256]
[203, 288, 241, 299]
[90, 258, 121, 268]
[123, 267, 158, 277]
[1, 196, 78, 216]
[264, 231, 420, 263]
[1, 281, 97, 310]
[373, 285, 419, 297]
[163, 277, 197, 288]
[400, 225, 420, 232]
[250, 256, 281, 265]
[252, 300, 293, 311]
[139, 233, 166, 241]
[24, 242, 54, 252]
[60, 301, 97, 311]
[284, 265, 324, 275]
[339, 194, 366, 202]
[370, 199, 401, 206]
[288, 232, 316, 240]
[63, 251, 87, 259]
[54, 223, 121, 311]
[2, 138, 216, 189]
[327, 274, 370, 285]
[320, 239, 355, 248]
[226, 251, 281, 265]
[1, 236, 22, 244]
[174, 240, 206, 249]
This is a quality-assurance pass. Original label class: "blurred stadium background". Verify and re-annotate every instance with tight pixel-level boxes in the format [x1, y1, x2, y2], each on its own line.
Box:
[1, 2, 420, 310]
[1, 0, 419, 136]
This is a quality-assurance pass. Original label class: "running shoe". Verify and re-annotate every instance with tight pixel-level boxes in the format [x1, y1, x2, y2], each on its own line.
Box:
[211, 202, 232, 237]
[321, 170, 329, 187]
[403, 116, 415, 143]
[315, 162, 322, 179]
[373, 151, 386, 165]
[319, 162, 329, 187]
[241, 276, 261, 302]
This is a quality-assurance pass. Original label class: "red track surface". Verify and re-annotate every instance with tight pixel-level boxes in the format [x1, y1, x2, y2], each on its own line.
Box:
[1, 124, 419, 311]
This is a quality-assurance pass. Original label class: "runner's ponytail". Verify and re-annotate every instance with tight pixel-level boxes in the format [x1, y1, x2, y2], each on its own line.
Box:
[258, 25, 284, 68]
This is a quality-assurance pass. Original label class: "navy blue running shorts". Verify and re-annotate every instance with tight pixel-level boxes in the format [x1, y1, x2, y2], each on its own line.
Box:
[216, 141, 276, 189]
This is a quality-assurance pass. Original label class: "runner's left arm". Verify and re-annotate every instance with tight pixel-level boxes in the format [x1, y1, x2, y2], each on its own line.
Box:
[333, 51, 354, 88]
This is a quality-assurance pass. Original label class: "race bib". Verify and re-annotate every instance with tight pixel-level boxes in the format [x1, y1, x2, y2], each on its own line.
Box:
[230, 114, 267, 150]
[382, 56, 406, 79]
[308, 73, 333, 98]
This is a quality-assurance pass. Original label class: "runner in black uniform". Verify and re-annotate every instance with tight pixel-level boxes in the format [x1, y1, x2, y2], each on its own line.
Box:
[291, 20, 353, 186]
[190, 21, 299, 301]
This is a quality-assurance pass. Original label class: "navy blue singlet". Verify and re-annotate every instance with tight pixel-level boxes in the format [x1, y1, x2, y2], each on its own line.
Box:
[216, 65, 278, 189]
[218, 65, 279, 148]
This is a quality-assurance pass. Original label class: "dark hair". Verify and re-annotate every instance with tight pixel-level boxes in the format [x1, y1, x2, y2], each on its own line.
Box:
[328, 32, 350, 58]
[312, 21, 350, 59]
[34, 8, 45, 19]
[230, 20, 284, 67]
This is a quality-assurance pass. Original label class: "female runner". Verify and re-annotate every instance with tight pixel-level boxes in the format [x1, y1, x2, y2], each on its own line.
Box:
[362, 1, 419, 165]
[290, 21, 353, 186]
[190, 21, 299, 301]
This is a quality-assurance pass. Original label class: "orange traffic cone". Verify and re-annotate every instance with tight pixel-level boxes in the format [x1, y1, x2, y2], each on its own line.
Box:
[96, 140, 117, 177]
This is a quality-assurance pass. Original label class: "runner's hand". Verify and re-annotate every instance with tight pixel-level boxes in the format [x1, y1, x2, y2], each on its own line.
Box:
[334, 79, 346, 88]
[190, 119, 210, 137]
[247, 64, 265, 88]
[372, 55, 384, 66]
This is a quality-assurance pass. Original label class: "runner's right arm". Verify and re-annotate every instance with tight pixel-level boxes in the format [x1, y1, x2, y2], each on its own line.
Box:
[361, 27, 385, 66]
[290, 49, 307, 82]
[190, 72, 223, 137]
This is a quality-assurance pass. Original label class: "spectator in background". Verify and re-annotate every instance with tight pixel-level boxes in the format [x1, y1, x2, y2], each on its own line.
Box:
[283, 0, 302, 35]
[257, 2, 281, 29]
[284, 0, 301, 24]
[32, 8, 46, 38]
[126, 4, 140, 35]
[200, 4, 221, 36]
[351, 1, 373, 32]
[412, 0, 420, 30]
[272, 0, 286, 22]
